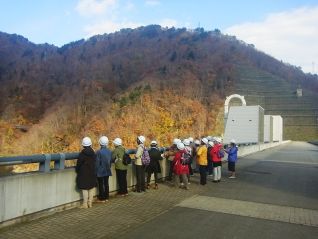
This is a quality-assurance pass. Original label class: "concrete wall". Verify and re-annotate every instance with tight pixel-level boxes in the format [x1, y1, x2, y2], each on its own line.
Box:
[0, 141, 289, 226]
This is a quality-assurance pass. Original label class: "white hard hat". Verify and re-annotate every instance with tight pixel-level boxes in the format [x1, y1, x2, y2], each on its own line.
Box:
[194, 139, 200, 145]
[207, 136, 212, 141]
[183, 138, 190, 146]
[177, 142, 185, 150]
[208, 141, 214, 147]
[151, 140, 157, 145]
[173, 138, 181, 145]
[82, 137, 92, 147]
[113, 138, 122, 146]
[230, 139, 236, 144]
[188, 137, 194, 143]
[216, 137, 222, 143]
[138, 135, 146, 144]
[201, 138, 208, 145]
[99, 136, 109, 146]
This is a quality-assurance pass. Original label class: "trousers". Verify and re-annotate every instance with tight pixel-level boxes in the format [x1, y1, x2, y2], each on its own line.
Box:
[213, 166, 222, 181]
[97, 176, 109, 200]
[116, 169, 128, 194]
[82, 188, 94, 207]
[135, 165, 146, 192]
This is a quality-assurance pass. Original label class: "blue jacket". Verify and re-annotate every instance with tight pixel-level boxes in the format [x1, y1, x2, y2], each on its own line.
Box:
[96, 146, 112, 177]
[226, 146, 238, 162]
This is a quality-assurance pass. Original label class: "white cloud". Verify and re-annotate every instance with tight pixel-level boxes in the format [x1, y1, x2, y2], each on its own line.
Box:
[76, 0, 117, 17]
[160, 18, 178, 28]
[84, 20, 141, 37]
[145, 0, 160, 6]
[225, 6, 318, 74]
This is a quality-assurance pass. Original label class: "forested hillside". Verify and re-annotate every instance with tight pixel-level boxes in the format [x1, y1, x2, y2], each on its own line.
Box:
[0, 25, 317, 156]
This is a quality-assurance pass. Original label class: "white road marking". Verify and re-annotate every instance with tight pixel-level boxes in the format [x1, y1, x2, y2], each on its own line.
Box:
[177, 195, 318, 227]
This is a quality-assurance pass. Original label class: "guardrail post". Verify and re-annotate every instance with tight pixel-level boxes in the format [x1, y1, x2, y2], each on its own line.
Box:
[55, 153, 65, 170]
[39, 154, 51, 172]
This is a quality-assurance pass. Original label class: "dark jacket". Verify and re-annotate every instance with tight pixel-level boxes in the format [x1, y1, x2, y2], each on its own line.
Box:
[96, 146, 112, 177]
[146, 147, 162, 173]
[76, 147, 96, 190]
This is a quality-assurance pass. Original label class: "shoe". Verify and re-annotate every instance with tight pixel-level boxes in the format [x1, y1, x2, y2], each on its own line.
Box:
[229, 176, 236, 179]
[88, 202, 93, 208]
[154, 184, 158, 190]
[95, 199, 106, 203]
[146, 184, 150, 189]
[212, 180, 218, 183]
[180, 183, 184, 186]
[188, 182, 191, 185]
[79, 204, 88, 209]
[217, 180, 221, 182]
[208, 174, 213, 177]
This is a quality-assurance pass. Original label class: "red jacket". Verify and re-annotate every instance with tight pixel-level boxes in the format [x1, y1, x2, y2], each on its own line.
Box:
[211, 144, 222, 163]
[173, 150, 190, 175]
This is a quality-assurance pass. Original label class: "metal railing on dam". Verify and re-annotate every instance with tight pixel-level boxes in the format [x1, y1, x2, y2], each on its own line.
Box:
[0, 148, 167, 173]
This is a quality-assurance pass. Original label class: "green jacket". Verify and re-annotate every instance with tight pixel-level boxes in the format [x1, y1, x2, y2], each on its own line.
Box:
[112, 145, 128, 170]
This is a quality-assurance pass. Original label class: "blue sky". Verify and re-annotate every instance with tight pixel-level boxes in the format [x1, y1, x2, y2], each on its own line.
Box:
[1, 0, 318, 73]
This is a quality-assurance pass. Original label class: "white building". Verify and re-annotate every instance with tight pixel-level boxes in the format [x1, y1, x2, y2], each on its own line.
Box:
[224, 105, 264, 144]
[264, 115, 274, 143]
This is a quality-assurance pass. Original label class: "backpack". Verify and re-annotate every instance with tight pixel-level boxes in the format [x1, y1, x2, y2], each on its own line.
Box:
[181, 150, 191, 165]
[217, 148, 225, 158]
[141, 146, 151, 166]
[123, 153, 132, 165]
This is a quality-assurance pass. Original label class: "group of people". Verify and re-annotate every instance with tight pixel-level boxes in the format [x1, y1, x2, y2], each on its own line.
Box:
[164, 136, 238, 189]
[75, 135, 238, 209]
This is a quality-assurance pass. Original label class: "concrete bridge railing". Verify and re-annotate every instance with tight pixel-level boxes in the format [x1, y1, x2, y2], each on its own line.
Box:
[0, 141, 289, 227]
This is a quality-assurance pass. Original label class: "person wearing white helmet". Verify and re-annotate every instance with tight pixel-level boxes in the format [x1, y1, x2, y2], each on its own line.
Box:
[76, 137, 96, 208]
[95, 136, 112, 202]
[207, 141, 214, 177]
[111, 138, 128, 196]
[211, 137, 224, 182]
[183, 139, 193, 183]
[146, 140, 163, 189]
[225, 139, 238, 179]
[134, 135, 147, 193]
[164, 138, 180, 181]
[173, 142, 190, 189]
[196, 138, 208, 185]
[188, 137, 194, 143]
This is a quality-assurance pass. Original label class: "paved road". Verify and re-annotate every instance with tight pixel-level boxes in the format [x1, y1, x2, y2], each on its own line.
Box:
[0, 141, 317, 239]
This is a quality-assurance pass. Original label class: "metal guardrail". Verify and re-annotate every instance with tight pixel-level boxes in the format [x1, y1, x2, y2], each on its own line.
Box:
[0, 148, 168, 173]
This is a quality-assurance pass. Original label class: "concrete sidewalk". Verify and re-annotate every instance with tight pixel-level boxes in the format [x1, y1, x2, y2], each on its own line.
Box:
[0, 178, 205, 239]
[1, 141, 318, 239]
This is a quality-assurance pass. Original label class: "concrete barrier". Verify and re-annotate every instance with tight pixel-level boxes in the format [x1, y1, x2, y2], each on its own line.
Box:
[0, 141, 289, 227]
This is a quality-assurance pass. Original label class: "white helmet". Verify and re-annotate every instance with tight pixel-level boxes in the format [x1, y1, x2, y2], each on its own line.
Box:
[194, 139, 200, 145]
[207, 136, 212, 141]
[151, 140, 157, 145]
[208, 141, 214, 147]
[138, 135, 146, 144]
[82, 137, 92, 147]
[230, 139, 236, 144]
[173, 138, 181, 145]
[177, 142, 185, 150]
[113, 138, 122, 146]
[99, 136, 109, 146]
[183, 138, 190, 146]
[188, 137, 194, 143]
[216, 137, 222, 143]
[201, 138, 208, 145]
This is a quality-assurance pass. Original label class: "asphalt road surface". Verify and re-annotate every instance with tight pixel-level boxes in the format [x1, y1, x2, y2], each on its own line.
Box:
[121, 141, 318, 239]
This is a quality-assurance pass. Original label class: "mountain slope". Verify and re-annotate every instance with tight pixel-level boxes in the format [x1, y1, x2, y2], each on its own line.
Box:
[0, 25, 317, 155]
